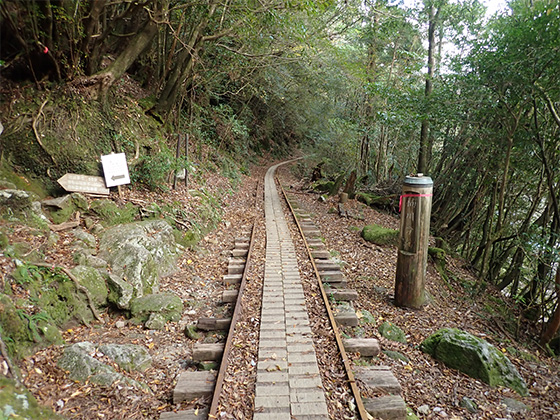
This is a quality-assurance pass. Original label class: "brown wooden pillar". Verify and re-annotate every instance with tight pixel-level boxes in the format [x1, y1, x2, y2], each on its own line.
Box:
[395, 174, 433, 308]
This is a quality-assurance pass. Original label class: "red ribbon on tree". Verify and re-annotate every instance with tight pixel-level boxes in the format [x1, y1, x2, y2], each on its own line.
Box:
[399, 193, 433, 212]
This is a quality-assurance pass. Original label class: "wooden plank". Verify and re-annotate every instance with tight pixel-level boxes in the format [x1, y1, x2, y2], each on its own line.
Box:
[173, 371, 216, 403]
[343, 338, 380, 357]
[227, 264, 245, 275]
[57, 173, 110, 195]
[193, 343, 224, 361]
[312, 250, 331, 259]
[159, 409, 208, 420]
[197, 317, 231, 331]
[334, 312, 358, 326]
[223, 274, 242, 284]
[325, 288, 358, 301]
[319, 270, 344, 282]
[231, 249, 248, 257]
[315, 262, 340, 271]
[363, 396, 407, 420]
[355, 366, 402, 394]
[221, 290, 238, 303]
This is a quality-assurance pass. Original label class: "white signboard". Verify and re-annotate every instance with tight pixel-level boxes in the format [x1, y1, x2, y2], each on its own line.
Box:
[58, 174, 110, 195]
[101, 153, 131, 188]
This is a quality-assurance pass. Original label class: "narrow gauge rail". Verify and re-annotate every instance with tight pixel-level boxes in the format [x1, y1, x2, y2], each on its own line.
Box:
[162, 161, 402, 420]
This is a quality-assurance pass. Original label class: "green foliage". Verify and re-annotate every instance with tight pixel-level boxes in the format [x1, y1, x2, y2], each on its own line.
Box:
[89, 200, 138, 226]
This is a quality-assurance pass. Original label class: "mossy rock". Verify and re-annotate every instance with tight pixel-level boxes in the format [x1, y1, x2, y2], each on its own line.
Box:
[361, 224, 399, 246]
[421, 328, 528, 396]
[89, 199, 138, 226]
[99, 343, 152, 372]
[0, 377, 63, 420]
[58, 342, 148, 389]
[383, 350, 410, 363]
[129, 293, 184, 324]
[312, 180, 335, 194]
[99, 220, 179, 304]
[70, 266, 108, 308]
[378, 321, 407, 344]
[358, 309, 376, 325]
[12, 264, 95, 327]
[0, 294, 63, 359]
[356, 192, 395, 210]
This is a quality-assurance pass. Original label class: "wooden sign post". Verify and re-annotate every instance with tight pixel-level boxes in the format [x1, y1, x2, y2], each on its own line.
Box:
[395, 174, 433, 308]
[57, 174, 110, 195]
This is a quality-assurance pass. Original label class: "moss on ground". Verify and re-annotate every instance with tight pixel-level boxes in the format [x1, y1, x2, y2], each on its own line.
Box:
[361, 224, 399, 246]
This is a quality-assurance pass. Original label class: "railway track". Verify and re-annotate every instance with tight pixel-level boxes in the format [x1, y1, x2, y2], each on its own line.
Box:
[160, 161, 406, 420]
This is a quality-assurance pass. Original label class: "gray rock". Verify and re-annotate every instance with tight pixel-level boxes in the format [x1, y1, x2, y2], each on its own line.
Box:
[99, 343, 152, 372]
[58, 342, 147, 389]
[359, 309, 376, 325]
[99, 220, 179, 304]
[502, 398, 530, 413]
[58, 342, 114, 383]
[417, 404, 430, 415]
[0, 189, 40, 214]
[70, 265, 108, 307]
[130, 293, 184, 324]
[421, 328, 528, 396]
[382, 350, 409, 363]
[70, 193, 89, 211]
[145, 313, 166, 330]
[105, 273, 135, 309]
[0, 180, 17, 189]
[460, 397, 478, 413]
[378, 321, 407, 344]
[83, 255, 108, 269]
[42, 195, 72, 210]
[72, 228, 97, 248]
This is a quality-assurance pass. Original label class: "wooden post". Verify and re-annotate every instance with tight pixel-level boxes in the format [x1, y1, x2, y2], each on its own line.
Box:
[173, 134, 182, 190]
[185, 133, 189, 188]
[395, 174, 433, 308]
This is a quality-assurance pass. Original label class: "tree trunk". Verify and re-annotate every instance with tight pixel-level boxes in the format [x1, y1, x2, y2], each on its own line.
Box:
[418, 4, 439, 174]
[155, 1, 219, 114]
[541, 268, 560, 346]
[93, 16, 159, 98]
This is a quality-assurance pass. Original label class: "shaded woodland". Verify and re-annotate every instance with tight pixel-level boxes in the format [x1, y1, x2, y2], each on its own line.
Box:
[1, 0, 559, 350]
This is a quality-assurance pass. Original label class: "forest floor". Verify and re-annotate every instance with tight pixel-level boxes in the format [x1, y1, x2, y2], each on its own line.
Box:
[2, 159, 559, 420]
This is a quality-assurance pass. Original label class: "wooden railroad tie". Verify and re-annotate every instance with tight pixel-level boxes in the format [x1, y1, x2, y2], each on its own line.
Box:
[324, 288, 358, 301]
[221, 289, 238, 303]
[192, 343, 225, 362]
[159, 409, 208, 420]
[342, 338, 380, 357]
[173, 371, 216, 403]
[196, 317, 231, 331]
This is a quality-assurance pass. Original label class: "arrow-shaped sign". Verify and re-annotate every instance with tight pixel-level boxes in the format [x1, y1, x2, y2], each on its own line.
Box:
[58, 174, 110, 195]
[101, 153, 130, 187]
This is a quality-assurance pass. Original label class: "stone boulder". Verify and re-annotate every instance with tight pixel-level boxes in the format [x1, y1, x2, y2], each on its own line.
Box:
[421, 328, 528, 396]
[0, 189, 48, 225]
[99, 220, 179, 309]
[70, 265, 108, 307]
[0, 377, 62, 420]
[379, 321, 407, 344]
[99, 343, 152, 372]
[58, 342, 147, 389]
[129, 293, 184, 327]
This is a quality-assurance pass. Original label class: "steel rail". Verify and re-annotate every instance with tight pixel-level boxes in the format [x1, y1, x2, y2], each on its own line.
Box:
[207, 180, 261, 419]
[278, 175, 370, 420]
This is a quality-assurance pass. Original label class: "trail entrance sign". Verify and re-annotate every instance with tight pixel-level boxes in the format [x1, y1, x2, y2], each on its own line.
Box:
[101, 153, 130, 188]
[57, 174, 110, 195]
